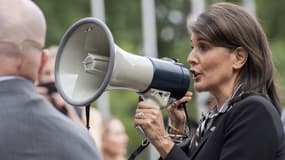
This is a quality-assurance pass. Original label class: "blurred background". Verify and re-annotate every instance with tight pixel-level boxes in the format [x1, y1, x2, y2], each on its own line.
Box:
[33, 0, 285, 159]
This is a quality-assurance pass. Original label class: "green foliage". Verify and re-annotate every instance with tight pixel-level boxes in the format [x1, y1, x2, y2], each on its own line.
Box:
[156, 0, 191, 65]
[109, 91, 142, 154]
[105, 0, 142, 53]
[33, 0, 91, 46]
[257, 0, 285, 42]
[271, 40, 285, 104]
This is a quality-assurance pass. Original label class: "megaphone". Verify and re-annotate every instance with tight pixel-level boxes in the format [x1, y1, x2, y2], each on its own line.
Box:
[55, 17, 190, 108]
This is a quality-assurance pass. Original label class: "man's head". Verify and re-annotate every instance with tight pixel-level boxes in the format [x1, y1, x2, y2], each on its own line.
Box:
[0, 0, 47, 82]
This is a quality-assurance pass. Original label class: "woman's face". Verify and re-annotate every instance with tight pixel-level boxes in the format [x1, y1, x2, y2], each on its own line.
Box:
[102, 119, 128, 157]
[187, 33, 237, 94]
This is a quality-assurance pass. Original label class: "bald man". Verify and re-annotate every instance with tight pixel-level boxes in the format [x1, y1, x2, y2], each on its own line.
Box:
[0, 0, 102, 159]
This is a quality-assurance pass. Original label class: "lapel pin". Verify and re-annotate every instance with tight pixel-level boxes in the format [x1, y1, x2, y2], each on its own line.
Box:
[210, 126, 216, 132]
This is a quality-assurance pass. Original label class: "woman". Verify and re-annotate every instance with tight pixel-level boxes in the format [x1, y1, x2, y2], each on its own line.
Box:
[134, 2, 285, 160]
[102, 117, 128, 160]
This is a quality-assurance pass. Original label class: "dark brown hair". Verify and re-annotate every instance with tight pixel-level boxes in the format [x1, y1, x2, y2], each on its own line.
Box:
[190, 2, 281, 113]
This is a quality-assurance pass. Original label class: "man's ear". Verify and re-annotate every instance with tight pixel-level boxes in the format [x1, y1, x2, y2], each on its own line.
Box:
[232, 47, 248, 70]
[38, 49, 48, 74]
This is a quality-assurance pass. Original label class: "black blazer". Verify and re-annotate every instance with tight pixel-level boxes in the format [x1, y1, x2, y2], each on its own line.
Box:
[165, 95, 285, 160]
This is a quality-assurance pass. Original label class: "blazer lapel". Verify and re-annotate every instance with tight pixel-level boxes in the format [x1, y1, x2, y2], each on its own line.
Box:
[189, 112, 225, 160]
[189, 131, 212, 160]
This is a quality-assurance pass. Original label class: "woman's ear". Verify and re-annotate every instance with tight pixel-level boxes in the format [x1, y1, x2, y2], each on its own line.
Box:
[232, 47, 248, 70]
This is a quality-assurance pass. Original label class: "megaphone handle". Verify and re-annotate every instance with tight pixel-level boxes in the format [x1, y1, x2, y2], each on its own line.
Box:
[135, 126, 149, 146]
[142, 88, 171, 108]
[135, 95, 150, 146]
[135, 89, 171, 145]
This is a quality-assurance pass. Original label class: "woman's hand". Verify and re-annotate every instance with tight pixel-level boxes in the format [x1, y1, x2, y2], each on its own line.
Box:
[134, 101, 174, 158]
[167, 92, 193, 132]
[35, 85, 51, 101]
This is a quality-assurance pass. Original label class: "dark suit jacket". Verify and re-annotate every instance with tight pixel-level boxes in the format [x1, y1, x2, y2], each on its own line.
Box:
[0, 77, 102, 160]
[165, 95, 285, 160]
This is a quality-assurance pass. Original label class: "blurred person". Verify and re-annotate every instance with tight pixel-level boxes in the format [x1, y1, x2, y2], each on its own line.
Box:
[204, 94, 216, 112]
[37, 45, 82, 124]
[38, 46, 104, 149]
[134, 2, 285, 160]
[81, 107, 103, 151]
[0, 0, 102, 159]
[102, 117, 128, 160]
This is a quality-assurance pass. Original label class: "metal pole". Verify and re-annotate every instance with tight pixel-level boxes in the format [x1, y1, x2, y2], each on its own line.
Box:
[91, 0, 105, 21]
[190, 0, 205, 21]
[90, 0, 110, 118]
[242, 0, 256, 16]
[141, 0, 159, 159]
[189, 0, 207, 119]
[141, 0, 158, 57]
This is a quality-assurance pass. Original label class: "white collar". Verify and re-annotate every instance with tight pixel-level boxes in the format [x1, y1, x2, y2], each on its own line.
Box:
[0, 76, 26, 82]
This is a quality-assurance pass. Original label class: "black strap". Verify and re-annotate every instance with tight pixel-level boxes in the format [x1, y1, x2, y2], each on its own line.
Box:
[128, 139, 150, 160]
[85, 104, 90, 130]
[182, 103, 191, 128]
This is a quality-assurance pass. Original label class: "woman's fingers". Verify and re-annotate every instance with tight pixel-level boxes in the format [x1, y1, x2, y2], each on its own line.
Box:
[175, 91, 193, 106]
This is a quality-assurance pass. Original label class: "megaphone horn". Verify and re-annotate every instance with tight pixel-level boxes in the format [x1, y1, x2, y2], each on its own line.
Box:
[55, 17, 190, 107]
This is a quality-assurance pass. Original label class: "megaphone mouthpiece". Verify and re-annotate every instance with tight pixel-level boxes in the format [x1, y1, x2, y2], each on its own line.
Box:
[82, 53, 109, 74]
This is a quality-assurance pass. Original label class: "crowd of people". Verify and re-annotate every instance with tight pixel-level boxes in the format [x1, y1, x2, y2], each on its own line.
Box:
[1, 0, 285, 160]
